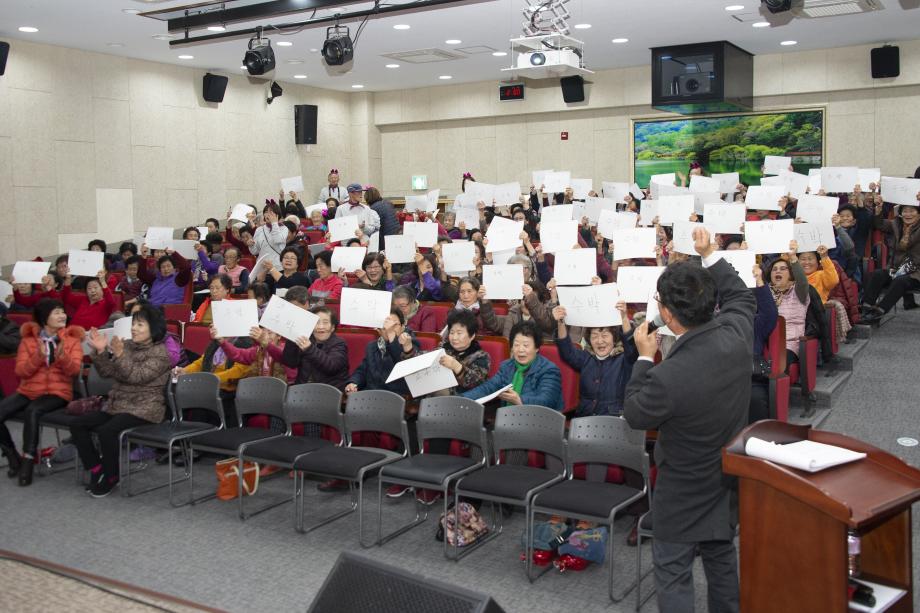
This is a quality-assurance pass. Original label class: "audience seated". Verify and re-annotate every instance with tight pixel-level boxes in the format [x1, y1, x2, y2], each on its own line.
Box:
[861, 198, 920, 323]
[392, 286, 437, 333]
[765, 241, 810, 370]
[218, 247, 250, 293]
[137, 248, 191, 307]
[308, 251, 343, 301]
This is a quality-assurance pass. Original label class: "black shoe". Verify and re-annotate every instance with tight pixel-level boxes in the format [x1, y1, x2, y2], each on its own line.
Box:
[904, 302, 919, 311]
[18, 458, 34, 486]
[90, 476, 118, 498]
[861, 311, 883, 325]
[1, 445, 21, 478]
[85, 471, 105, 493]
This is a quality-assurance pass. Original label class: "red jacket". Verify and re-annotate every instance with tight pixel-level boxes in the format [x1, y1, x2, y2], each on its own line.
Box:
[61, 285, 117, 329]
[15, 322, 85, 401]
[407, 305, 438, 333]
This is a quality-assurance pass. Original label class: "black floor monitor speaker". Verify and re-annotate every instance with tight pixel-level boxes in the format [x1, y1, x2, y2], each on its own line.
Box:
[560, 75, 585, 103]
[0, 41, 9, 76]
[871, 46, 899, 79]
[308, 552, 506, 613]
[202, 73, 228, 103]
[295, 104, 318, 145]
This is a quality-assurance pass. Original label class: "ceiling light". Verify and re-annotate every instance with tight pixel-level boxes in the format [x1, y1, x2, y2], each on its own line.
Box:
[276, 41, 293, 47]
[294, 74, 307, 79]
[152, 34, 175, 41]
[574, 23, 592, 29]
[322, 25, 353, 66]
[240, 65, 246, 69]
[178, 54, 194, 60]
[244, 34, 275, 75]
[439, 75, 453, 80]
[18, 27, 39, 33]
[445, 39, 462, 44]
[612, 38, 629, 43]
[351, 84, 364, 89]
[724, 4, 745, 10]
[780, 40, 797, 46]
[207, 26, 226, 32]
[309, 48, 318, 53]
[752, 21, 770, 27]
[385, 63, 400, 68]
[393, 24, 410, 30]
[107, 43, 125, 48]
[122, 9, 141, 14]
[492, 51, 508, 57]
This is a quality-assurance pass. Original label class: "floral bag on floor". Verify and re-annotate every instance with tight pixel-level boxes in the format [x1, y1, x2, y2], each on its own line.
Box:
[439, 502, 489, 547]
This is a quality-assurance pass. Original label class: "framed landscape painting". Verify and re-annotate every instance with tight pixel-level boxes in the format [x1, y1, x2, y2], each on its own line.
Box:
[632, 109, 825, 187]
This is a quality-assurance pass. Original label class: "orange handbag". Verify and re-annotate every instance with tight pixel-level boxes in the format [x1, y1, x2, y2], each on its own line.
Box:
[215, 457, 260, 500]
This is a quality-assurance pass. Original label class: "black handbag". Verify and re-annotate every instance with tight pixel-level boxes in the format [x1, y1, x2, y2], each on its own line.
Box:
[752, 355, 772, 382]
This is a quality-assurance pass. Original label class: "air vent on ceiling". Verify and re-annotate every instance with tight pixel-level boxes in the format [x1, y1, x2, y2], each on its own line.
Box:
[456, 45, 498, 55]
[793, 0, 884, 17]
[381, 48, 466, 64]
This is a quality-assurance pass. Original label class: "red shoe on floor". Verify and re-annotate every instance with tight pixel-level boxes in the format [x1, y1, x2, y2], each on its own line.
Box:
[317, 479, 349, 492]
[386, 484, 411, 498]
[415, 489, 442, 505]
[554, 554, 590, 572]
[519, 549, 555, 566]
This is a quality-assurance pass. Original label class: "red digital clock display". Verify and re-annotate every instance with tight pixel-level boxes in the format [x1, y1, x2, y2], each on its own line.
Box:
[500, 84, 525, 101]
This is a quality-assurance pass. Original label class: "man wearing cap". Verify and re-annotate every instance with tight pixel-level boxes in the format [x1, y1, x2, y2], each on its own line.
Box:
[335, 183, 381, 240]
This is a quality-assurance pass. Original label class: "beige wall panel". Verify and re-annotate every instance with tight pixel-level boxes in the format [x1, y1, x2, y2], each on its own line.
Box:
[94, 143, 134, 189]
[55, 141, 97, 233]
[131, 145, 167, 231]
[92, 53, 130, 101]
[2, 41, 56, 93]
[93, 98, 131, 145]
[10, 89, 54, 142]
[12, 138, 55, 188]
[196, 107, 227, 151]
[0, 138, 14, 236]
[166, 189, 198, 228]
[16, 187, 58, 259]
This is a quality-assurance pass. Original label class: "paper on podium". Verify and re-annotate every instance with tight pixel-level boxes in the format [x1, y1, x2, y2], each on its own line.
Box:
[476, 383, 513, 405]
[744, 437, 866, 473]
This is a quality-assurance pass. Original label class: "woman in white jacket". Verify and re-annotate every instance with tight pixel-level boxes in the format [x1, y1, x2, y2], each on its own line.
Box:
[248, 201, 289, 271]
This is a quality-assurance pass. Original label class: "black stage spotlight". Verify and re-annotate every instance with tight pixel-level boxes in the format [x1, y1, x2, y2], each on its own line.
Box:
[322, 25, 354, 66]
[266, 81, 283, 104]
[762, 0, 793, 13]
[244, 31, 275, 75]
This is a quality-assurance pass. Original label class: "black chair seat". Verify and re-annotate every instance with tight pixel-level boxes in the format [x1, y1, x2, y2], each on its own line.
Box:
[534, 479, 643, 519]
[456, 465, 560, 501]
[127, 421, 216, 444]
[382, 454, 479, 486]
[243, 436, 332, 464]
[292, 446, 389, 480]
[191, 427, 277, 452]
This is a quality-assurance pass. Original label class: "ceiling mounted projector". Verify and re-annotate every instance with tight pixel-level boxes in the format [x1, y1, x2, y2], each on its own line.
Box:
[244, 33, 275, 75]
[762, 0, 793, 12]
[516, 48, 580, 70]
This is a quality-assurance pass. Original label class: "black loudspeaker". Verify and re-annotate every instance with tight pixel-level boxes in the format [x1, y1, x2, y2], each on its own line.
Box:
[202, 73, 228, 103]
[871, 46, 899, 79]
[0, 41, 9, 76]
[308, 553, 506, 613]
[560, 75, 585, 103]
[295, 104, 318, 145]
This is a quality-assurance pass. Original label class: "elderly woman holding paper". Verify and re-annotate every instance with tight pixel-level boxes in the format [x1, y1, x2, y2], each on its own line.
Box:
[248, 201, 289, 272]
[765, 240, 810, 364]
[308, 251, 343, 301]
[61, 269, 118, 329]
[280, 305, 349, 391]
[397, 253, 457, 302]
[137, 248, 191, 307]
[461, 320, 563, 411]
[392, 286, 438, 333]
[345, 309, 421, 397]
[861, 197, 920, 323]
[477, 280, 554, 339]
[258, 246, 312, 295]
[350, 253, 394, 292]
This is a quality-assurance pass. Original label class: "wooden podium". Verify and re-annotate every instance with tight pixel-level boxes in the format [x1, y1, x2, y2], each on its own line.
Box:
[723, 421, 920, 613]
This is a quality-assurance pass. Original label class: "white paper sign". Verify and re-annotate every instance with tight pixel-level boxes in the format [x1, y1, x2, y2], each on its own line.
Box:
[630, 183, 645, 200]
[543, 171, 571, 193]
[745, 219, 795, 255]
[570, 179, 593, 199]
[796, 195, 839, 224]
[482, 265, 525, 300]
[745, 186, 785, 211]
[197, 226, 209, 238]
[367, 231, 380, 254]
[760, 175, 785, 188]
[808, 169, 822, 194]
[10, 261, 51, 284]
[305, 203, 327, 218]
[693, 192, 725, 216]
[276, 288, 289, 298]
[539, 220, 579, 254]
[404, 195, 432, 213]
[583, 197, 618, 224]
[112, 316, 134, 340]
[552, 249, 597, 286]
[712, 172, 740, 194]
[540, 204, 574, 223]
[328, 215, 360, 243]
[485, 217, 524, 253]
[67, 249, 104, 277]
[339, 287, 392, 329]
[763, 155, 791, 176]
[794, 222, 836, 253]
[464, 181, 495, 205]
[881, 177, 920, 206]
[689, 175, 721, 194]
[403, 221, 439, 248]
[611, 228, 657, 261]
[331, 246, 367, 272]
[557, 284, 622, 327]
[858, 168, 880, 187]
[616, 266, 664, 303]
[532, 170, 554, 189]
[650, 173, 676, 186]
[384, 235, 417, 264]
[476, 383, 513, 405]
[489, 248, 517, 266]
[0, 280, 12, 306]
[602, 182, 631, 203]
[281, 176, 304, 194]
[211, 299, 260, 339]
[387, 349, 459, 398]
[672, 221, 707, 255]
[454, 206, 481, 231]
[168, 240, 199, 260]
[820, 167, 859, 194]
[717, 250, 757, 289]
[442, 241, 477, 274]
[637, 200, 659, 227]
[598, 210, 638, 238]
[703, 204, 746, 234]
[779, 171, 811, 200]
[657, 195, 695, 226]
[144, 227, 175, 250]
[259, 295, 319, 342]
[229, 204, 254, 222]
[493, 182, 522, 207]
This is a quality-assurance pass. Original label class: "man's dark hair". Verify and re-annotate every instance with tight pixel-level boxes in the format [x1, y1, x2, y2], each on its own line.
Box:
[656, 261, 716, 328]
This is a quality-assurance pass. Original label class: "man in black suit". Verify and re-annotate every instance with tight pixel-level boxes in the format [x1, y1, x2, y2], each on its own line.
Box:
[624, 227, 755, 613]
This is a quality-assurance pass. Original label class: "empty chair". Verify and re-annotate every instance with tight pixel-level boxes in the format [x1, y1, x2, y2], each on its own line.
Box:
[451, 405, 566, 566]
[185, 376, 289, 506]
[376, 396, 488, 552]
[529, 415, 649, 601]
[237, 383, 343, 521]
[292, 390, 408, 546]
[118, 372, 224, 506]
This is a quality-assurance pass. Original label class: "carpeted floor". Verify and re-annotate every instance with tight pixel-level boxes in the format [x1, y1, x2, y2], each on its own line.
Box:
[1, 309, 918, 613]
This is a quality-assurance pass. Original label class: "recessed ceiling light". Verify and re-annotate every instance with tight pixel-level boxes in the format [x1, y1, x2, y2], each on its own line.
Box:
[18, 26, 39, 33]
[439, 75, 452, 80]
[152, 34, 175, 40]
[724, 4, 745, 10]
[309, 48, 318, 53]
[286, 59, 304, 64]
[240, 65, 247, 69]
[445, 39, 462, 44]
[352, 84, 364, 89]
[780, 40, 797, 46]
[492, 51, 508, 57]
[122, 8, 141, 14]
[612, 38, 629, 44]
[276, 41, 293, 47]
[294, 74, 307, 79]
[393, 24, 410, 30]
[574, 23, 592, 29]
[752, 21, 770, 27]
[385, 63, 400, 68]
[178, 54, 194, 60]
[207, 26, 226, 32]
[107, 43, 125, 48]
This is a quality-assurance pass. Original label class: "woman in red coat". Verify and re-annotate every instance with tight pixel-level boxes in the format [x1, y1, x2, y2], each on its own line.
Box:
[0, 299, 84, 486]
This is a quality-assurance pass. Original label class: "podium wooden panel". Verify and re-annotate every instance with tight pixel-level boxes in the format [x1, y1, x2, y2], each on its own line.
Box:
[723, 421, 920, 613]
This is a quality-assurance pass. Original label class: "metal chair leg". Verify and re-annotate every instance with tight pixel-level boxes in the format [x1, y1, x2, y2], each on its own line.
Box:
[376, 478, 431, 547]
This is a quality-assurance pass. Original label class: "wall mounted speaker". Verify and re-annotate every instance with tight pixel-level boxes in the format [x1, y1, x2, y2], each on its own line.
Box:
[0, 42, 9, 76]
[295, 104, 318, 145]
[560, 75, 585, 103]
[202, 73, 228, 103]
[871, 46, 899, 79]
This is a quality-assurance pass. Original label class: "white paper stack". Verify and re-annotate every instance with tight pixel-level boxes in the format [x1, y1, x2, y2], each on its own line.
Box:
[744, 437, 866, 473]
